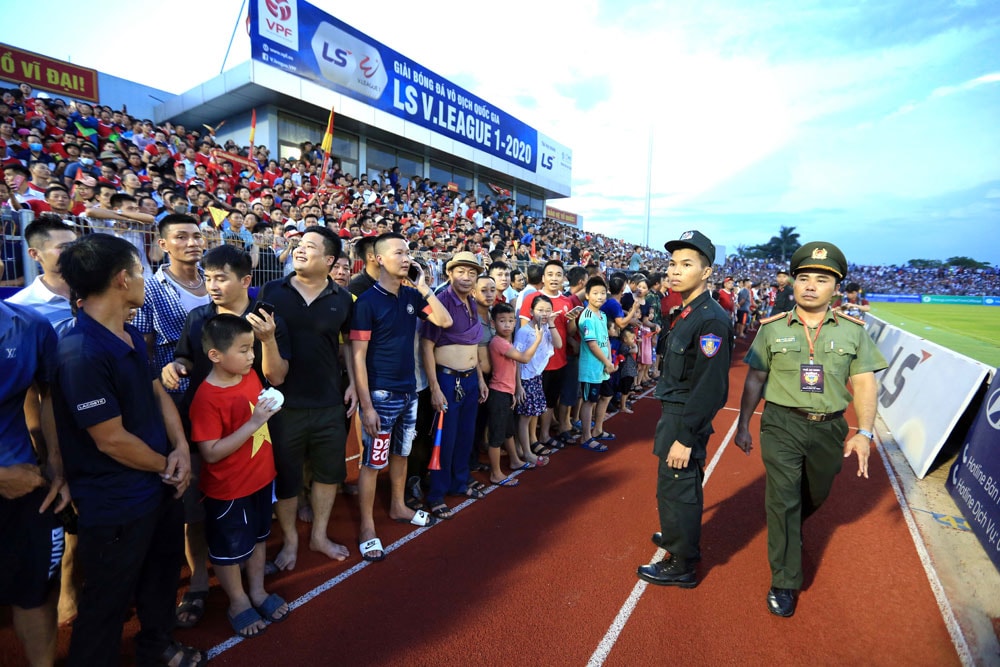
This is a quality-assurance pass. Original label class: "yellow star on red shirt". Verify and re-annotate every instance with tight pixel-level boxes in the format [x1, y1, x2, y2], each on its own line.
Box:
[249, 401, 270, 457]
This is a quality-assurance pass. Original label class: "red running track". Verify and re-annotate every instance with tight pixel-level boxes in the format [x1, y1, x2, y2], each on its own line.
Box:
[0, 340, 959, 666]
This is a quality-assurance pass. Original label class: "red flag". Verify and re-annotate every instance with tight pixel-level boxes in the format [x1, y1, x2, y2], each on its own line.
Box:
[488, 183, 511, 198]
[248, 109, 257, 147]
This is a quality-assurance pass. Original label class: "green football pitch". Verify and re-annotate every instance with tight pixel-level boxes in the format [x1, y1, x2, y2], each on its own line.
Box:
[870, 303, 1000, 367]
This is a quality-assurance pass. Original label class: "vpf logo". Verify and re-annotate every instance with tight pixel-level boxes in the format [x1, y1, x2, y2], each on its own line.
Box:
[266, 0, 291, 21]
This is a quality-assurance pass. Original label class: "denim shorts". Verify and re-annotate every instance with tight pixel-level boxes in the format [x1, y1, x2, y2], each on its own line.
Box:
[360, 389, 419, 469]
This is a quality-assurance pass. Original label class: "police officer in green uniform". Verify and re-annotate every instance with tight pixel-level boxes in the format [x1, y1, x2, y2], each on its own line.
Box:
[637, 231, 733, 588]
[735, 241, 887, 617]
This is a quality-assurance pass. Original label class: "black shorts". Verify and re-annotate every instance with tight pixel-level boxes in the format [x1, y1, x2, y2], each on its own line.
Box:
[737, 310, 750, 325]
[541, 366, 566, 410]
[580, 380, 614, 403]
[0, 486, 64, 609]
[274, 405, 347, 499]
[486, 388, 516, 448]
[619, 376, 635, 394]
[203, 483, 273, 566]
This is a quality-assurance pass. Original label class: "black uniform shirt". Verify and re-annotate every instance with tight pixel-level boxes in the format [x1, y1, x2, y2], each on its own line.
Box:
[654, 289, 733, 457]
[258, 274, 352, 409]
[772, 284, 794, 314]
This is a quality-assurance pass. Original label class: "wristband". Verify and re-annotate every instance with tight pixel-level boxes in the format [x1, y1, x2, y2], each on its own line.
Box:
[857, 429, 874, 441]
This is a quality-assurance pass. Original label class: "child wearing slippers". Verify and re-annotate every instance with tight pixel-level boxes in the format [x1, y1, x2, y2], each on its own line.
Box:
[577, 277, 617, 452]
[189, 315, 289, 639]
[487, 303, 547, 485]
[514, 294, 560, 465]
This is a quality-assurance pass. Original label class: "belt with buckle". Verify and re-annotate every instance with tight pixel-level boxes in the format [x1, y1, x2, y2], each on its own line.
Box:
[437, 365, 477, 378]
[783, 406, 845, 423]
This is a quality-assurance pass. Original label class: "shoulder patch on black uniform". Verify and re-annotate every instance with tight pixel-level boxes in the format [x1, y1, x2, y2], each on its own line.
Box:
[838, 313, 866, 326]
[759, 312, 786, 325]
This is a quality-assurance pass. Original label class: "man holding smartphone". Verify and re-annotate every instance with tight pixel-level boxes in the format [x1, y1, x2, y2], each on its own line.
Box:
[349, 233, 452, 561]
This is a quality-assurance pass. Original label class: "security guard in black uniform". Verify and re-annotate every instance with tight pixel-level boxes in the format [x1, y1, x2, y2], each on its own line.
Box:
[637, 231, 733, 588]
[735, 241, 887, 617]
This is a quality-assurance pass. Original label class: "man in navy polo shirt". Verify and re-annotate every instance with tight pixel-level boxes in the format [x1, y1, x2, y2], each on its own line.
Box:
[0, 300, 68, 667]
[53, 235, 204, 667]
[350, 233, 452, 562]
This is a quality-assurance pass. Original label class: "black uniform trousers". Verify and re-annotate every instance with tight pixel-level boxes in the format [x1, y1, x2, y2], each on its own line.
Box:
[653, 403, 706, 564]
[68, 493, 184, 667]
[760, 403, 849, 590]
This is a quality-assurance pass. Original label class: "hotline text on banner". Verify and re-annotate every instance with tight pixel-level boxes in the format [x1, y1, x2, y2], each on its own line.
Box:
[250, 0, 541, 172]
[947, 370, 1000, 573]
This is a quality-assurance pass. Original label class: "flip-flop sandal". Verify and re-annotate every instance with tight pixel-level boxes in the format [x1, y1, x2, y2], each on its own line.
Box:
[159, 641, 206, 667]
[395, 509, 437, 527]
[174, 590, 209, 629]
[580, 438, 609, 453]
[428, 503, 454, 520]
[491, 476, 520, 487]
[229, 607, 267, 639]
[532, 455, 550, 467]
[596, 432, 617, 441]
[463, 483, 486, 499]
[254, 593, 290, 623]
[360, 538, 386, 563]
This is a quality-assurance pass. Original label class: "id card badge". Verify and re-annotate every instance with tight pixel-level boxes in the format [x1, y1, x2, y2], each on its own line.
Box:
[800, 364, 825, 393]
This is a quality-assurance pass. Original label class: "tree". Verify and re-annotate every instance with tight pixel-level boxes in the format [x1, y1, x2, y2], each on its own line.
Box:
[907, 259, 942, 269]
[946, 256, 990, 270]
[747, 226, 801, 262]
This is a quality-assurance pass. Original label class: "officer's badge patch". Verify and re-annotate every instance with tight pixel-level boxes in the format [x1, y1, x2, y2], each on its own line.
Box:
[775, 336, 795, 343]
[406, 304, 415, 314]
[680, 231, 694, 240]
[699, 334, 722, 358]
[811, 247, 828, 260]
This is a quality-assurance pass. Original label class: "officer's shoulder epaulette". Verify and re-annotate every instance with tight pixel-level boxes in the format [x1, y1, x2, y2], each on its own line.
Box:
[758, 312, 786, 326]
[837, 313, 866, 326]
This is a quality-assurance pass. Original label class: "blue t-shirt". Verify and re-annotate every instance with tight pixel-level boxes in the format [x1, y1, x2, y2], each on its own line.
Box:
[350, 283, 429, 392]
[0, 302, 57, 467]
[578, 307, 611, 383]
[54, 310, 170, 527]
[601, 297, 625, 326]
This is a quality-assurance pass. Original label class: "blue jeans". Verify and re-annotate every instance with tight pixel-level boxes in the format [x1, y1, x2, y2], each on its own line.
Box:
[427, 369, 480, 505]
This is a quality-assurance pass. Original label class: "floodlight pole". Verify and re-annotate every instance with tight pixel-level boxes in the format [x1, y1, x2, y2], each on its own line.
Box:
[222, 0, 249, 74]
[644, 124, 653, 248]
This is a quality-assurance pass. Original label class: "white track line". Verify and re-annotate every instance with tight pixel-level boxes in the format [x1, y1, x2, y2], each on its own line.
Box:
[586, 414, 739, 667]
[874, 436, 973, 666]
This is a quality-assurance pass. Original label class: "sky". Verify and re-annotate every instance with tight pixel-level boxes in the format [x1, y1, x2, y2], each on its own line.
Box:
[2, 0, 998, 266]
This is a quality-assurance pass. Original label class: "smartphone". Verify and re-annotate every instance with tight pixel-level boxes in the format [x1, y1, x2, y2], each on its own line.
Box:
[408, 263, 421, 281]
[254, 302, 275, 318]
[566, 305, 585, 319]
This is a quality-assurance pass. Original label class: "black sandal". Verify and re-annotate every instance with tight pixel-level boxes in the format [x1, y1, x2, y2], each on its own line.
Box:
[530, 441, 555, 457]
[174, 590, 208, 629]
[428, 503, 453, 520]
[159, 640, 206, 666]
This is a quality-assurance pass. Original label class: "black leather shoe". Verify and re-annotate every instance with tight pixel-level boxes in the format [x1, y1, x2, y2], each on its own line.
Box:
[766, 587, 797, 617]
[649, 533, 701, 563]
[636, 556, 698, 588]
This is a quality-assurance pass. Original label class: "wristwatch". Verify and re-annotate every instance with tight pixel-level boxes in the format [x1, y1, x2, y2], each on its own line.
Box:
[857, 429, 875, 441]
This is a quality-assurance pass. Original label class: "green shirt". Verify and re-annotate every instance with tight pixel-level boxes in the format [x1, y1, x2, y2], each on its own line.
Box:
[745, 308, 887, 413]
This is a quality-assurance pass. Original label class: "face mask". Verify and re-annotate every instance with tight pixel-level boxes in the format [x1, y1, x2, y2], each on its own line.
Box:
[30, 143, 43, 152]
[80, 157, 93, 166]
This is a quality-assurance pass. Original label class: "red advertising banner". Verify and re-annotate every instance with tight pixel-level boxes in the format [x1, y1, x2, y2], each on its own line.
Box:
[210, 149, 261, 174]
[544, 205, 580, 228]
[0, 45, 99, 103]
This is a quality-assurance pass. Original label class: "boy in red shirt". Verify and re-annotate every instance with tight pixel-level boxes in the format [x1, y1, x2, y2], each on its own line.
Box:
[189, 314, 289, 638]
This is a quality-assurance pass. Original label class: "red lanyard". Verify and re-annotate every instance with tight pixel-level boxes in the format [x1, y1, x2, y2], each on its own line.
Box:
[802, 319, 824, 363]
[670, 306, 691, 330]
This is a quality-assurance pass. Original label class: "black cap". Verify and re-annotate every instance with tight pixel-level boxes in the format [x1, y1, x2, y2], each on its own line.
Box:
[665, 230, 716, 264]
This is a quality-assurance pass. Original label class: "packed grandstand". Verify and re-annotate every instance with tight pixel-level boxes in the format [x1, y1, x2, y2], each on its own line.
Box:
[1, 82, 997, 296]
